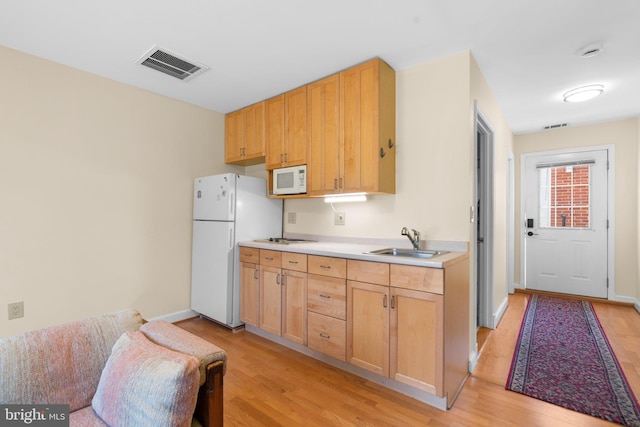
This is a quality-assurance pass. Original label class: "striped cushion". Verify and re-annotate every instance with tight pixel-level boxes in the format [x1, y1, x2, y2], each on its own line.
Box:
[0, 308, 143, 411]
[92, 331, 200, 427]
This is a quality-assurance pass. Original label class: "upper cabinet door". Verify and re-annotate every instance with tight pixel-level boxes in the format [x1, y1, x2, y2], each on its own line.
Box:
[244, 101, 266, 161]
[265, 94, 285, 170]
[307, 74, 341, 196]
[284, 86, 308, 167]
[224, 109, 244, 164]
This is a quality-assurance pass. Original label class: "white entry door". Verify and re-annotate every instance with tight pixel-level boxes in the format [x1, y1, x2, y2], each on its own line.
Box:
[523, 149, 608, 298]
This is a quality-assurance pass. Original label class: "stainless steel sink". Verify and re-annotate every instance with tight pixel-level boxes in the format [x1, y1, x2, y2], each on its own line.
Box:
[367, 248, 449, 259]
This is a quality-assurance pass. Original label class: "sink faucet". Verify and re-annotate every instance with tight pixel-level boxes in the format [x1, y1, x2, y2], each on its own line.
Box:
[401, 227, 421, 250]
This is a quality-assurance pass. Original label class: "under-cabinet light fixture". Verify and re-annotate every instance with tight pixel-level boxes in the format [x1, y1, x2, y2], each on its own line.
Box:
[324, 193, 367, 203]
[563, 84, 604, 103]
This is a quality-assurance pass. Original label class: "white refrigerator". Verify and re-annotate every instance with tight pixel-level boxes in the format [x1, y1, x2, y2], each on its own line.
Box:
[191, 173, 282, 328]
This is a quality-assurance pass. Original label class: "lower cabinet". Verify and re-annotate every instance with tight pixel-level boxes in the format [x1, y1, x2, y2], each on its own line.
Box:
[257, 249, 308, 345]
[240, 246, 469, 407]
[240, 247, 260, 326]
[307, 311, 346, 361]
[390, 287, 443, 395]
[346, 272, 444, 395]
[307, 255, 347, 361]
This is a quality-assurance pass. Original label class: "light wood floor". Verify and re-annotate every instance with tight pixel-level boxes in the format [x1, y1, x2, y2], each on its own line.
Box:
[177, 293, 640, 426]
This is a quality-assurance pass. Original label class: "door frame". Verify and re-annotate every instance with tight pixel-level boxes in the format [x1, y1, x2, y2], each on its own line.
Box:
[519, 145, 615, 299]
[474, 103, 494, 329]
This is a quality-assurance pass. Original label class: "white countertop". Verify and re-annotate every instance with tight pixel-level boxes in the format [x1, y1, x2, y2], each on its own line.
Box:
[239, 234, 468, 269]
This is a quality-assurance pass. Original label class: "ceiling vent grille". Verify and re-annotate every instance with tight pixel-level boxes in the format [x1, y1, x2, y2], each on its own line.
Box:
[544, 123, 568, 130]
[135, 45, 208, 81]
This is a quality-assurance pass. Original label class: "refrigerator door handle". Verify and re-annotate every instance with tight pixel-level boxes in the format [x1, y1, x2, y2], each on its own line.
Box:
[230, 192, 235, 217]
[229, 227, 233, 249]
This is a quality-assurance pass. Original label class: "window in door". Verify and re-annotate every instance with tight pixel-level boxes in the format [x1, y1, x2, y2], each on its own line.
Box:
[538, 164, 591, 229]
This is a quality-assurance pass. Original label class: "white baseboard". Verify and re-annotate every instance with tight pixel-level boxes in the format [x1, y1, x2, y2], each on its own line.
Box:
[147, 309, 198, 323]
[493, 295, 509, 329]
[468, 350, 479, 373]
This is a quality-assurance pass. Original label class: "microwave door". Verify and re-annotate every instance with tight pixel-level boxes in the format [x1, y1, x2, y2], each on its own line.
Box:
[275, 171, 293, 194]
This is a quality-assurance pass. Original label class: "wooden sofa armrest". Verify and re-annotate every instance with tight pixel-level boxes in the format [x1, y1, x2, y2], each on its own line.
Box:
[194, 360, 224, 427]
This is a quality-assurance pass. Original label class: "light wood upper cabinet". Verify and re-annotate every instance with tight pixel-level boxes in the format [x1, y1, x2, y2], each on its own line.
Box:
[307, 74, 341, 195]
[225, 101, 266, 166]
[307, 58, 396, 196]
[265, 87, 307, 170]
[340, 58, 396, 194]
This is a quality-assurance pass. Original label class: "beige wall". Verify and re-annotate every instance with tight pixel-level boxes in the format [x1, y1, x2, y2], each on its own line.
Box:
[0, 45, 239, 337]
[513, 119, 639, 299]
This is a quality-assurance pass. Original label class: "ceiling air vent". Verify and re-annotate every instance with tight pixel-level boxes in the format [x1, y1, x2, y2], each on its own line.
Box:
[544, 123, 568, 130]
[135, 45, 208, 81]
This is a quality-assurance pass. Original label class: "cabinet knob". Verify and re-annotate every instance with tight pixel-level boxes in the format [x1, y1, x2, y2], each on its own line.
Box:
[380, 147, 386, 158]
[388, 138, 394, 149]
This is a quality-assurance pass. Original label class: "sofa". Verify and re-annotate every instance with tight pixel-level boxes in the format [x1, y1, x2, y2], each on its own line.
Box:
[0, 309, 226, 427]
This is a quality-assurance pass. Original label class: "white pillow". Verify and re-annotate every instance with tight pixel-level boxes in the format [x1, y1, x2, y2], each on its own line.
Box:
[92, 331, 200, 427]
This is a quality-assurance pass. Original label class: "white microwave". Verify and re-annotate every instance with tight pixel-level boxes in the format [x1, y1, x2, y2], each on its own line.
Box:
[273, 165, 307, 195]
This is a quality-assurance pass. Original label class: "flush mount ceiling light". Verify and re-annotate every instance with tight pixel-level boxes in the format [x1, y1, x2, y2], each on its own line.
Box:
[563, 84, 604, 103]
[324, 193, 367, 203]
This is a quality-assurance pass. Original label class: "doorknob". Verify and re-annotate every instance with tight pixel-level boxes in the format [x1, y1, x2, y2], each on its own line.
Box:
[527, 231, 539, 236]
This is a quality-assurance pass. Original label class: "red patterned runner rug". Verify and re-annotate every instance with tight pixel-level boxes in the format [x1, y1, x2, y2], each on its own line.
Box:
[506, 294, 640, 426]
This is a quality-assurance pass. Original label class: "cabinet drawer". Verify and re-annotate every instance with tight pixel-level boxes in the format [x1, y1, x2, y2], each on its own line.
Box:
[347, 260, 389, 286]
[308, 274, 346, 320]
[390, 264, 444, 294]
[282, 252, 307, 272]
[260, 249, 282, 268]
[240, 247, 260, 263]
[308, 255, 346, 278]
[308, 311, 346, 362]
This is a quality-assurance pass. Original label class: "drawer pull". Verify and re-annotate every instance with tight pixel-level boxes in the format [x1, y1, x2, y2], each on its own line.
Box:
[319, 294, 331, 299]
[288, 260, 298, 264]
[320, 265, 331, 270]
[265, 257, 274, 261]
[319, 333, 330, 340]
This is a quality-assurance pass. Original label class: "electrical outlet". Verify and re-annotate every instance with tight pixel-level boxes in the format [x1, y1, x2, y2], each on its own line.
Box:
[287, 212, 297, 224]
[8, 301, 24, 320]
[334, 212, 345, 226]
